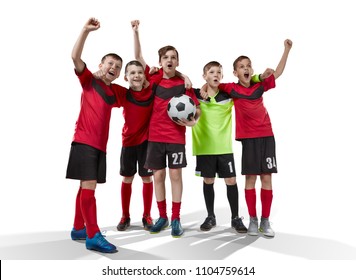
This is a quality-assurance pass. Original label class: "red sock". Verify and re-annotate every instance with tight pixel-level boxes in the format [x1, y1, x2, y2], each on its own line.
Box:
[80, 189, 100, 238]
[261, 188, 273, 218]
[142, 182, 153, 217]
[73, 187, 85, 230]
[245, 189, 257, 217]
[157, 199, 168, 219]
[171, 201, 181, 221]
[121, 182, 132, 218]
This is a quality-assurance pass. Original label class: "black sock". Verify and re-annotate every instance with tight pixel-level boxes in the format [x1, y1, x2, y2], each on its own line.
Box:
[203, 182, 215, 217]
[226, 184, 239, 219]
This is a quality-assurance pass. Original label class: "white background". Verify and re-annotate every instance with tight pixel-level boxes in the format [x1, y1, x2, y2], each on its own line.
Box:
[1, 0, 356, 278]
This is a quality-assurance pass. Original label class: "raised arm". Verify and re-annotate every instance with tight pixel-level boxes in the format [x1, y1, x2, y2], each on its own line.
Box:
[273, 39, 293, 80]
[131, 20, 147, 69]
[71, 18, 101, 73]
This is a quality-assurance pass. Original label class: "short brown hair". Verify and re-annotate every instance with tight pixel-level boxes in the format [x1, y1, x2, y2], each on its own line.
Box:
[233, 55, 250, 71]
[203, 61, 222, 74]
[158, 45, 179, 62]
[101, 53, 123, 64]
[124, 60, 144, 73]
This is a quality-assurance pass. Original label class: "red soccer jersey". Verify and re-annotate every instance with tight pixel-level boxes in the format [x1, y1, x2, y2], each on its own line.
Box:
[219, 75, 276, 140]
[116, 66, 160, 147]
[148, 71, 199, 144]
[72, 66, 126, 152]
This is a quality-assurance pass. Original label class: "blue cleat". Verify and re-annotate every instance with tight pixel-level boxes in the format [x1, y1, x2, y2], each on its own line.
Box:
[150, 217, 169, 234]
[86, 232, 117, 253]
[171, 219, 184, 238]
[71, 227, 87, 240]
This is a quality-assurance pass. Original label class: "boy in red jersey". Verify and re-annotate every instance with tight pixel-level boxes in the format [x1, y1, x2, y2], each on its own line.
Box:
[131, 20, 201, 237]
[218, 39, 293, 237]
[66, 18, 127, 253]
[114, 60, 161, 232]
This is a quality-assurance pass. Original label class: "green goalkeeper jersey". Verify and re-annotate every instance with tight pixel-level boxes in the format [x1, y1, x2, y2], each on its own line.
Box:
[192, 90, 233, 156]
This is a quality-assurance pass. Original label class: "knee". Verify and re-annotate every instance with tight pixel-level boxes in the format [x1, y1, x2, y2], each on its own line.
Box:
[224, 177, 236, 185]
[204, 178, 215, 184]
[81, 180, 97, 190]
[141, 176, 152, 183]
[245, 175, 257, 189]
[123, 176, 134, 183]
[260, 174, 272, 189]
[169, 168, 182, 183]
[154, 169, 166, 183]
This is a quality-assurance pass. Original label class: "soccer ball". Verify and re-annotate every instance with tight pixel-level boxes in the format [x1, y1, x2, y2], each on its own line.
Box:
[167, 94, 196, 122]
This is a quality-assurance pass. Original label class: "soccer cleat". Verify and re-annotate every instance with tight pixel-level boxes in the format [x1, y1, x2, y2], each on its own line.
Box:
[231, 216, 248, 233]
[247, 217, 259, 236]
[86, 232, 117, 253]
[117, 217, 130, 231]
[71, 227, 87, 240]
[259, 217, 275, 237]
[200, 216, 216, 231]
[171, 219, 184, 238]
[142, 215, 153, 231]
[150, 217, 169, 234]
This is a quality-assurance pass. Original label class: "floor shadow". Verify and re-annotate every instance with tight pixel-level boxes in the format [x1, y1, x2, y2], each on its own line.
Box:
[1, 209, 355, 260]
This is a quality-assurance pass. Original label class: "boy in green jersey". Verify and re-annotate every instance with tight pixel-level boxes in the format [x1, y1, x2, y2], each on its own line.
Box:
[192, 61, 247, 233]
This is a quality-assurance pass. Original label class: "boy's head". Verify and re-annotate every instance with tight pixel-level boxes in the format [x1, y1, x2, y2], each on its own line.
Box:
[124, 60, 146, 91]
[203, 61, 223, 88]
[233, 56, 254, 87]
[99, 53, 123, 82]
[158, 45, 179, 78]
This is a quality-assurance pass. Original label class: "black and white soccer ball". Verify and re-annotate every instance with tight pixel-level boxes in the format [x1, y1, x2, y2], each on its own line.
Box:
[167, 94, 196, 122]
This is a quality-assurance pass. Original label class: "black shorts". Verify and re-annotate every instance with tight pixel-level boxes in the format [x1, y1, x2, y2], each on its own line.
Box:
[144, 142, 187, 170]
[195, 154, 236, 178]
[120, 140, 153, 177]
[241, 136, 277, 175]
[66, 142, 106, 183]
